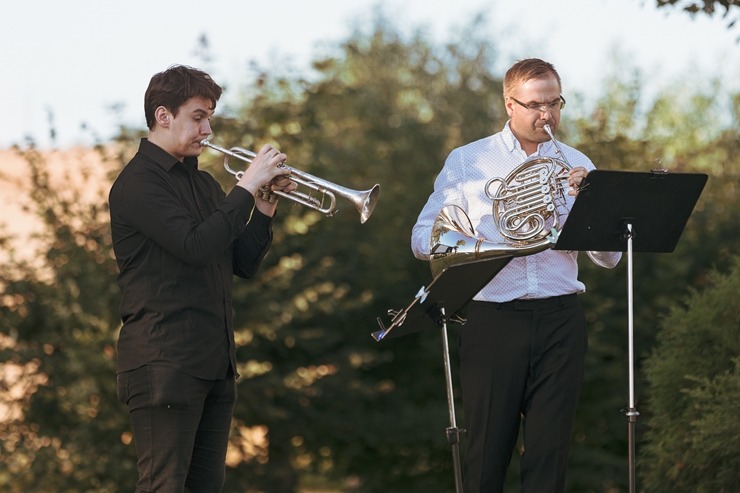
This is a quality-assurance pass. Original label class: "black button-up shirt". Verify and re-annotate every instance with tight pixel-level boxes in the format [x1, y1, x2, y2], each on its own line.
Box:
[109, 138, 272, 379]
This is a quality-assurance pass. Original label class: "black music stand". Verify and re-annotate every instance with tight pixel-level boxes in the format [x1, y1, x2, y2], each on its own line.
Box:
[554, 169, 707, 493]
[372, 256, 512, 493]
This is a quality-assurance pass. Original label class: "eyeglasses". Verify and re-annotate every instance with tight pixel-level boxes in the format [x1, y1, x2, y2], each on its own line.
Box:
[509, 95, 566, 113]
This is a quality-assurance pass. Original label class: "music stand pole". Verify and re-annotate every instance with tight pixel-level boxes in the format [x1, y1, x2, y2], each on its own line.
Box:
[438, 307, 464, 493]
[625, 223, 639, 493]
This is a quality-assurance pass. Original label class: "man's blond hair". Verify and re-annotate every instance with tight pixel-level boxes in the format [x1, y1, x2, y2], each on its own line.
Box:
[503, 58, 562, 99]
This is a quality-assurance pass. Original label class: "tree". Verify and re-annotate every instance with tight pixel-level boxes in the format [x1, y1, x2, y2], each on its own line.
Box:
[640, 256, 740, 492]
[654, 0, 740, 30]
[0, 144, 138, 492]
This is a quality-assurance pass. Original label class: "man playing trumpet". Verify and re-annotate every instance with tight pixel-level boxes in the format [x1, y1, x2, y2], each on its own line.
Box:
[109, 64, 294, 492]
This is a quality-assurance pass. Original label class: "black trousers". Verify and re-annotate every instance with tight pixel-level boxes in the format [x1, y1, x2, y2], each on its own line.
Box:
[117, 365, 237, 493]
[459, 295, 587, 493]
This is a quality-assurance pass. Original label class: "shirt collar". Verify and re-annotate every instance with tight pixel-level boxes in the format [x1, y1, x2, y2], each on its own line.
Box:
[502, 121, 519, 153]
[502, 120, 556, 157]
[138, 138, 199, 171]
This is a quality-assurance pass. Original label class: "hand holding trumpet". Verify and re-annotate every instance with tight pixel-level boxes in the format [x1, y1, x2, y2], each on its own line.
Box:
[234, 144, 291, 194]
[226, 144, 293, 216]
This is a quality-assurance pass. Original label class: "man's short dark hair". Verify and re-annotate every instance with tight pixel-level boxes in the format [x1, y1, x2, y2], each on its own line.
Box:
[144, 65, 223, 129]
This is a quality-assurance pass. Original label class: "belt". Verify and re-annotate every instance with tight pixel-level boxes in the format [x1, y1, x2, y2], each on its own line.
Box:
[484, 293, 578, 311]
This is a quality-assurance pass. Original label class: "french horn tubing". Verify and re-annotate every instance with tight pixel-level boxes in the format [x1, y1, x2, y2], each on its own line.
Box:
[429, 124, 572, 275]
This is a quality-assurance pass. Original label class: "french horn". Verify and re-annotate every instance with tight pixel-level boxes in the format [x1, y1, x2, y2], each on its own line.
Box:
[429, 124, 572, 276]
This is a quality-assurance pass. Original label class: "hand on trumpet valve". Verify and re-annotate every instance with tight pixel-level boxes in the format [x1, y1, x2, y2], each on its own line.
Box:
[235, 144, 290, 197]
[257, 175, 297, 203]
[257, 184, 277, 203]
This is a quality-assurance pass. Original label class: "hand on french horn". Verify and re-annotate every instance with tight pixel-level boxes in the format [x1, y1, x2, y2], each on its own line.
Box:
[567, 166, 588, 196]
[235, 144, 291, 198]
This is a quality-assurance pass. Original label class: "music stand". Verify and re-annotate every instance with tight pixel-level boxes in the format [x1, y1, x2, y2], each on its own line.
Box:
[554, 169, 707, 493]
[372, 256, 512, 493]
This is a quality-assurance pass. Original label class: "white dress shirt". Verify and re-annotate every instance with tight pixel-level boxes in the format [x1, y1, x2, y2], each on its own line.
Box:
[411, 121, 621, 302]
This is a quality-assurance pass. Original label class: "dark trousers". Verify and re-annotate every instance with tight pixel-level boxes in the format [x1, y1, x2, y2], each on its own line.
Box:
[117, 365, 237, 493]
[459, 295, 587, 493]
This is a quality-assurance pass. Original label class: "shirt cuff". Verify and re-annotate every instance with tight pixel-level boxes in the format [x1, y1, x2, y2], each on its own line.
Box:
[225, 186, 257, 224]
[249, 206, 274, 228]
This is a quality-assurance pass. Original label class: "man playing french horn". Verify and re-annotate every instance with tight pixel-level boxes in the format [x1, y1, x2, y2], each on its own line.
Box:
[411, 58, 622, 493]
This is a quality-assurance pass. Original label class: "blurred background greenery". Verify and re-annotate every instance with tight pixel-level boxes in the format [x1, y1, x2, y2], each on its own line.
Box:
[1, 2, 739, 492]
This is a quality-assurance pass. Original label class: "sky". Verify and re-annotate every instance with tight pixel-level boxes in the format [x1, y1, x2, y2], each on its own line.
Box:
[2, 0, 738, 149]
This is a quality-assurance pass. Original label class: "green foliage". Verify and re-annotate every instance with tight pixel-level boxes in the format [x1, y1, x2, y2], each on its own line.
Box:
[655, 0, 740, 31]
[654, 0, 740, 43]
[641, 257, 740, 492]
[0, 145, 138, 492]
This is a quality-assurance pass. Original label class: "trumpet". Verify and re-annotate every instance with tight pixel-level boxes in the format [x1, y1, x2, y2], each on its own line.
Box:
[201, 140, 380, 223]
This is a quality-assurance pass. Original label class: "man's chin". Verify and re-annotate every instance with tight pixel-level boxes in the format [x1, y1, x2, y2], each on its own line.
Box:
[185, 144, 204, 157]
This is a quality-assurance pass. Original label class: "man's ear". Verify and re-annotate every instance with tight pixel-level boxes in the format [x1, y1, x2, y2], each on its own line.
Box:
[503, 97, 514, 118]
[154, 106, 170, 127]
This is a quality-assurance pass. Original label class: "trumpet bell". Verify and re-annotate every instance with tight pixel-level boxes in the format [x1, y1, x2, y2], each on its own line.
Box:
[274, 167, 380, 223]
[352, 183, 380, 224]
